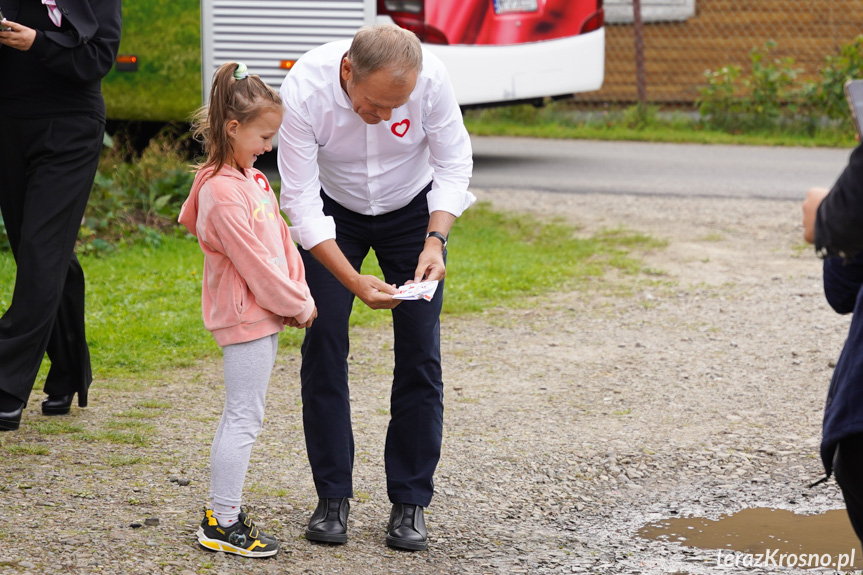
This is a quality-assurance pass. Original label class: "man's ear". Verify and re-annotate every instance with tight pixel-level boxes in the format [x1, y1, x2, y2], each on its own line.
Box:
[341, 57, 352, 83]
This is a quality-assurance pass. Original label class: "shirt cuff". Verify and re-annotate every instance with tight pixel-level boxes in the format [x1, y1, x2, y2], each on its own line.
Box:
[427, 188, 477, 218]
[289, 215, 337, 250]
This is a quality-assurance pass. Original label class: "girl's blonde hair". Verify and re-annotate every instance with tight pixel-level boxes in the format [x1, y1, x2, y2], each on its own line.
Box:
[191, 62, 283, 175]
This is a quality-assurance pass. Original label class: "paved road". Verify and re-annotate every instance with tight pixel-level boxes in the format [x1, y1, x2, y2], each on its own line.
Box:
[470, 136, 852, 200]
[262, 137, 852, 201]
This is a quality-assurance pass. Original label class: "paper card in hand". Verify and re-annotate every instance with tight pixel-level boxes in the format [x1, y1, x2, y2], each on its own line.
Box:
[392, 280, 439, 302]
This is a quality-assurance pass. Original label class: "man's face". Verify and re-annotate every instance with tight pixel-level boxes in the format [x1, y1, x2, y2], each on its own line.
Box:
[341, 58, 417, 125]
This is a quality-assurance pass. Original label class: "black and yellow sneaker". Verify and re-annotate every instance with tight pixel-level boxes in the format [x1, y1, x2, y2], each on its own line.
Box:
[196, 509, 280, 558]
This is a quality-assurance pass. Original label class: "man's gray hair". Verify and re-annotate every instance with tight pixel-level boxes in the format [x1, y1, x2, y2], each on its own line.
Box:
[347, 24, 423, 84]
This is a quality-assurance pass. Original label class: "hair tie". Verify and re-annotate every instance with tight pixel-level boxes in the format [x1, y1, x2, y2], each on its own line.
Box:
[233, 63, 249, 80]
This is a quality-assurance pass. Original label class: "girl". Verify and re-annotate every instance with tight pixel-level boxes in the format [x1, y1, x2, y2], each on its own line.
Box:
[179, 62, 317, 558]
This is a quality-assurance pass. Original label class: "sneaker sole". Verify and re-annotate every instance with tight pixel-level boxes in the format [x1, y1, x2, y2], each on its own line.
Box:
[386, 534, 428, 551]
[196, 527, 279, 558]
[304, 529, 348, 544]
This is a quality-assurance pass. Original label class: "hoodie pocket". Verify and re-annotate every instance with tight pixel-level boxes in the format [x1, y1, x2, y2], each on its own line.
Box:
[231, 269, 249, 316]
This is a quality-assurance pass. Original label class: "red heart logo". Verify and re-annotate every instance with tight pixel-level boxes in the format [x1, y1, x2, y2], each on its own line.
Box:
[391, 119, 410, 137]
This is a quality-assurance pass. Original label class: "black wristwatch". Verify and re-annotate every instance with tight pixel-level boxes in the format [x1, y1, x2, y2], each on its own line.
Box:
[425, 231, 448, 249]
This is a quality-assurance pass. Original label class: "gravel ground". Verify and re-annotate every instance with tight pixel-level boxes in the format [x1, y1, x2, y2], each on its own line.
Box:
[0, 188, 856, 575]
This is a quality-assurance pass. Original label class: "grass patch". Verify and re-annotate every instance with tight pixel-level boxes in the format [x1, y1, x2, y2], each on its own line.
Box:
[105, 420, 156, 432]
[464, 102, 857, 148]
[30, 421, 85, 435]
[5, 444, 50, 456]
[73, 430, 150, 446]
[77, 236, 220, 378]
[106, 455, 144, 467]
[114, 408, 161, 419]
[444, 206, 663, 314]
[0, 203, 661, 380]
[136, 400, 172, 410]
[247, 484, 290, 498]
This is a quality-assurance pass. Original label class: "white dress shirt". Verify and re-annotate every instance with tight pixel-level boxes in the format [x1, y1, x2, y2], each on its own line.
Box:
[277, 39, 475, 250]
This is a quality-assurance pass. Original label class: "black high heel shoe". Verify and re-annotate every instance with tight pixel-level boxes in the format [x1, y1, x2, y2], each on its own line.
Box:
[0, 401, 25, 431]
[41, 394, 76, 416]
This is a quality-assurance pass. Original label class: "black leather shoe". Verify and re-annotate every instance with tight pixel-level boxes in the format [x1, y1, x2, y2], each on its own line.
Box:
[41, 394, 75, 416]
[305, 497, 349, 544]
[386, 503, 428, 551]
[0, 401, 25, 431]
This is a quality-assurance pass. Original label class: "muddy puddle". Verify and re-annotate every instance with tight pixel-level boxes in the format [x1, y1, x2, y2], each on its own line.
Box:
[639, 508, 863, 571]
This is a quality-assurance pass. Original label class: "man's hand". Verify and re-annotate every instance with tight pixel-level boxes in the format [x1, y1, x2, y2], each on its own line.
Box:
[350, 274, 400, 309]
[803, 187, 830, 244]
[0, 20, 37, 51]
[413, 242, 446, 283]
[309, 239, 400, 310]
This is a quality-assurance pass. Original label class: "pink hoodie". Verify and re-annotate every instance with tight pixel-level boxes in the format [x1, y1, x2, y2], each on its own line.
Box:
[178, 165, 315, 347]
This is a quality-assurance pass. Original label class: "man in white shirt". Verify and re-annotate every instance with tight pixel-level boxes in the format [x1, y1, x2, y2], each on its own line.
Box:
[278, 24, 474, 551]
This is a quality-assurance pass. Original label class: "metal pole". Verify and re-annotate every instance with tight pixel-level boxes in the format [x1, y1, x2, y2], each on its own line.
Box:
[633, 0, 647, 104]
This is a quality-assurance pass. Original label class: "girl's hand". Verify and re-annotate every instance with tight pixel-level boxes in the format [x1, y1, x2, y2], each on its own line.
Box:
[284, 307, 317, 329]
[0, 20, 37, 51]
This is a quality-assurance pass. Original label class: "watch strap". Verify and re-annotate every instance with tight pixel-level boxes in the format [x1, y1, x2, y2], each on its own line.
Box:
[425, 231, 448, 248]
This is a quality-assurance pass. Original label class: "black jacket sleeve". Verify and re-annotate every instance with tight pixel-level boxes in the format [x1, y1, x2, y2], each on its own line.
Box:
[823, 254, 863, 315]
[815, 143, 863, 260]
[26, 0, 121, 83]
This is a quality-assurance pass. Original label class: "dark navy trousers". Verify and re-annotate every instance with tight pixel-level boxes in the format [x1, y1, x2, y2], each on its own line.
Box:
[298, 184, 444, 508]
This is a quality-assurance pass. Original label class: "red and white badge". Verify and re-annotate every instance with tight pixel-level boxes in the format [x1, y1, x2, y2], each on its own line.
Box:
[254, 173, 270, 192]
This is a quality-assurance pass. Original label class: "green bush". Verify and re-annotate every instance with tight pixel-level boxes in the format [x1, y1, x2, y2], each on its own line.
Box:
[697, 41, 802, 132]
[0, 129, 194, 254]
[803, 36, 863, 121]
[79, 126, 195, 254]
[698, 36, 863, 135]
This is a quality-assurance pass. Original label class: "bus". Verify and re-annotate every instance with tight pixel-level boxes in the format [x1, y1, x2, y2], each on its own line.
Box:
[103, 0, 604, 122]
[201, 0, 605, 109]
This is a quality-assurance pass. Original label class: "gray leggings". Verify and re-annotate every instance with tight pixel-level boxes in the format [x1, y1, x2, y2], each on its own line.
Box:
[209, 333, 278, 509]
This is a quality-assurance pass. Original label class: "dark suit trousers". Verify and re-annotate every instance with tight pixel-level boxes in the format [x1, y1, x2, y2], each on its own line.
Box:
[0, 115, 101, 404]
[298, 184, 444, 508]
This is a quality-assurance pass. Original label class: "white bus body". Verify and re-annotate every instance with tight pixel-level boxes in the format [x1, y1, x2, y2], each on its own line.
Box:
[201, 0, 605, 107]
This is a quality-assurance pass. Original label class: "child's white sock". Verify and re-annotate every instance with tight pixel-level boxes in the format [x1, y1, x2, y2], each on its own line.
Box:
[213, 503, 239, 528]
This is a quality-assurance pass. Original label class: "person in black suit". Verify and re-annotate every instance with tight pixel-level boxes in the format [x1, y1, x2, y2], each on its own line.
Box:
[0, 0, 121, 431]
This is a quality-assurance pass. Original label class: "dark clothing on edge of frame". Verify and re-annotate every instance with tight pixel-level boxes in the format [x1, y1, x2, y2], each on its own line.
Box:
[820, 253, 863, 544]
[0, 0, 119, 121]
[0, 0, 121, 404]
[821, 252, 863, 475]
[815, 144, 863, 261]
